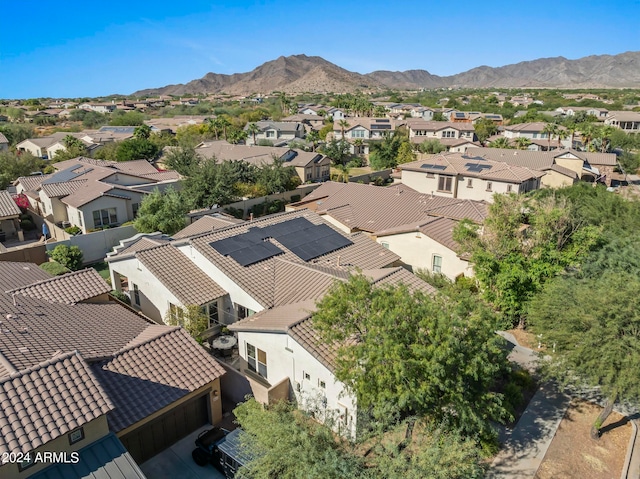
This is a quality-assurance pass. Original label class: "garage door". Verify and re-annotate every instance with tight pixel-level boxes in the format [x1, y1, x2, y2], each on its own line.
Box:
[120, 393, 209, 464]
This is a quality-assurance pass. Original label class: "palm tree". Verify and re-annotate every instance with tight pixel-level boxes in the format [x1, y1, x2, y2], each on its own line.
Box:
[597, 125, 617, 153]
[246, 122, 260, 145]
[307, 130, 320, 152]
[338, 119, 349, 141]
[353, 138, 364, 156]
[579, 123, 596, 152]
[489, 137, 512, 149]
[565, 123, 577, 149]
[334, 163, 350, 183]
[217, 116, 231, 141]
[514, 137, 531, 150]
[542, 123, 557, 151]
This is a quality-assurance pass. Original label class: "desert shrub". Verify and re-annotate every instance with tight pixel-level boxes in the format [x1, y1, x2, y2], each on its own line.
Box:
[47, 244, 83, 271]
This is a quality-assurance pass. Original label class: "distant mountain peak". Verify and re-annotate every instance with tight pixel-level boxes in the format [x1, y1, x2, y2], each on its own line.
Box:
[132, 51, 640, 96]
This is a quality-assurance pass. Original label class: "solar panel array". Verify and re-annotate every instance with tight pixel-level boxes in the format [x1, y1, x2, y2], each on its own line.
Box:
[420, 163, 447, 170]
[465, 162, 493, 173]
[209, 217, 353, 266]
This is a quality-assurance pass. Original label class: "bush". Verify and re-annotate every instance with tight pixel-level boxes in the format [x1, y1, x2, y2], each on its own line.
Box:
[224, 207, 245, 219]
[20, 219, 35, 231]
[64, 225, 82, 235]
[40, 261, 70, 276]
[47, 244, 83, 271]
[110, 290, 131, 305]
[290, 194, 301, 203]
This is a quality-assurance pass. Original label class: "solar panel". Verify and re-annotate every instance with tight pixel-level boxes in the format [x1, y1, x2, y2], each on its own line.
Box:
[42, 166, 86, 185]
[233, 242, 283, 266]
[464, 162, 493, 172]
[420, 164, 447, 170]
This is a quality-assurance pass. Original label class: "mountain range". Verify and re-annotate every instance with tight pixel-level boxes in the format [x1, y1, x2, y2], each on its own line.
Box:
[132, 51, 640, 96]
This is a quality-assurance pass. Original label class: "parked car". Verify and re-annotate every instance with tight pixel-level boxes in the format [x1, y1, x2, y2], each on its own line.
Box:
[192, 427, 254, 478]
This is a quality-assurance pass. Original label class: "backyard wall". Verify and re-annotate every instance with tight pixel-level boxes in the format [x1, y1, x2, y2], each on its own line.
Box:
[46, 225, 138, 263]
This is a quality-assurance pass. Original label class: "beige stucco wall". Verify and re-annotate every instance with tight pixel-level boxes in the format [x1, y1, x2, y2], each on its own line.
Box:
[554, 156, 584, 177]
[0, 416, 109, 479]
[541, 170, 576, 188]
[375, 232, 473, 280]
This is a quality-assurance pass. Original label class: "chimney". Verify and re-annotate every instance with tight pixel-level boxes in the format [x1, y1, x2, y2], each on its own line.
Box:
[249, 213, 254, 222]
[337, 255, 341, 267]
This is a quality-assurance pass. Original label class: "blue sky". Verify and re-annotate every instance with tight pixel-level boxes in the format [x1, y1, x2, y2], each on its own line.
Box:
[1, 0, 638, 98]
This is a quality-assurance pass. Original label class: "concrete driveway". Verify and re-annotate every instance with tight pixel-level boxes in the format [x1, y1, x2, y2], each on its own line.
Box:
[140, 425, 226, 479]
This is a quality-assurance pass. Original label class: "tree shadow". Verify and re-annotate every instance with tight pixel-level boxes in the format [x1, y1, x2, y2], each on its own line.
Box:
[600, 412, 640, 435]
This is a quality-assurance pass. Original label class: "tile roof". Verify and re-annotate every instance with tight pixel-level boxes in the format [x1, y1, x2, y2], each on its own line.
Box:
[469, 147, 557, 170]
[0, 133, 7, 144]
[136, 244, 226, 306]
[187, 210, 399, 308]
[196, 140, 287, 165]
[400, 152, 545, 183]
[291, 181, 488, 231]
[0, 262, 52, 291]
[40, 179, 88, 198]
[405, 119, 476, 132]
[555, 149, 617, 166]
[0, 294, 151, 374]
[107, 234, 172, 257]
[375, 216, 461, 251]
[0, 190, 21, 219]
[14, 174, 53, 192]
[92, 327, 225, 432]
[6, 268, 111, 305]
[30, 432, 146, 479]
[173, 214, 245, 239]
[229, 300, 316, 334]
[0, 351, 114, 456]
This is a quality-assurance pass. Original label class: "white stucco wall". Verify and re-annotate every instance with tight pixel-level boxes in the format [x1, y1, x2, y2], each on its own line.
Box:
[236, 331, 357, 437]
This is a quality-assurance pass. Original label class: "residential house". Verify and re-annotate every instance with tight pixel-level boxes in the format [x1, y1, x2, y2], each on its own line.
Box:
[281, 114, 326, 131]
[78, 102, 117, 114]
[0, 262, 226, 474]
[16, 132, 86, 159]
[14, 157, 180, 232]
[399, 153, 543, 202]
[410, 107, 436, 120]
[604, 111, 640, 132]
[555, 106, 608, 119]
[298, 105, 345, 121]
[244, 121, 305, 146]
[0, 190, 23, 243]
[405, 120, 480, 153]
[106, 209, 399, 333]
[502, 122, 570, 150]
[288, 181, 487, 279]
[469, 147, 579, 188]
[228, 266, 435, 438]
[145, 115, 212, 134]
[195, 141, 330, 183]
[332, 117, 401, 155]
[0, 131, 9, 151]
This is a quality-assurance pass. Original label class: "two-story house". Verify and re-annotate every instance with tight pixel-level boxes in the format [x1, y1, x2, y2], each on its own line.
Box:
[244, 121, 305, 146]
[604, 111, 640, 132]
[399, 153, 543, 202]
[405, 120, 480, 153]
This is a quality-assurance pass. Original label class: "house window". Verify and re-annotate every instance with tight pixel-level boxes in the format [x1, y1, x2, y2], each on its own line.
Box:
[381, 242, 389, 249]
[247, 343, 267, 378]
[132, 283, 140, 306]
[266, 130, 275, 138]
[438, 176, 453, 192]
[18, 455, 35, 472]
[319, 380, 326, 389]
[304, 372, 311, 381]
[92, 208, 117, 227]
[507, 184, 513, 193]
[486, 182, 493, 192]
[169, 303, 184, 325]
[467, 178, 473, 188]
[68, 427, 84, 445]
[432, 255, 442, 273]
[132, 203, 140, 218]
[236, 304, 253, 320]
[351, 130, 365, 138]
[201, 302, 219, 327]
[426, 172, 435, 178]
[78, 211, 83, 227]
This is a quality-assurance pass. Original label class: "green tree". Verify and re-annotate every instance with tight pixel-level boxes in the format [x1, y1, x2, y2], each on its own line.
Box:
[133, 124, 152, 140]
[0, 124, 34, 146]
[163, 146, 200, 176]
[0, 151, 44, 189]
[110, 110, 145, 126]
[542, 123, 557, 150]
[234, 399, 364, 479]
[306, 129, 320, 152]
[47, 244, 83, 271]
[321, 139, 351, 166]
[474, 118, 498, 145]
[81, 111, 108, 129]
[182, 160, 253, 209]
[453, 193, 602, 326]
[369, 132, 406, 170]
[396, 141, 416, 164]
[514, 137, 531, 150]
[312, 274, 511, 442]
[338, 119, 349, 140]
[133, 187, 188, 235]
[528, 272, 640, 439]
[165, 304, 209, 342]
[488, 137, 512, 149]
[115, 138, 160, 161]
[246, 122, 260, 144]
[417, 139, 446, 154]
[256, 157, 300, 193]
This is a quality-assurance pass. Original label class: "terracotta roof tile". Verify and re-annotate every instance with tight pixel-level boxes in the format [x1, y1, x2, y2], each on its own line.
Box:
[92, 328, 225, 432]
[0, 262, 52, 291]
[0, 191, 21, 219]
[7, 268, 111, 305]
[15, 174, 53, 192]
[0, 351, 113, 455]
[136, 244, 226, 306]
[173, 214, 245, 239]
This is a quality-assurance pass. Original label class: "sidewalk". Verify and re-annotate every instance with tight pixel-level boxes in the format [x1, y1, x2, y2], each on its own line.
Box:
[491, 331, 640, 478]
[488, 332, 571, 478]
